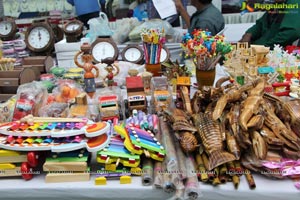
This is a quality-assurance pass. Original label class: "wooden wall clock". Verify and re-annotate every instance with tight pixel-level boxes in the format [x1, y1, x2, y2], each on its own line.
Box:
[63, 20, 84, 43]
[91, 37, 119, 63]
[121, 44, 144, 64]
[0, 18, 18, 41]
[25, 21, 55, 55]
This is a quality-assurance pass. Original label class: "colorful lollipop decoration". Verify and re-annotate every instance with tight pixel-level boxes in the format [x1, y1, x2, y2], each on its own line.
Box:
[181, 30, 232, 70]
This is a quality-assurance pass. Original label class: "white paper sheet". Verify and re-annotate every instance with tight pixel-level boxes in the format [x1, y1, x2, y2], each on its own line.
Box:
[152, 0, 177, 19]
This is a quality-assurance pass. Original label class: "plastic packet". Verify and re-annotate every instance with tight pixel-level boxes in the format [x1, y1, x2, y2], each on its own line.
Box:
[129, 19, 174, 42]
[0, 97, 16, 122]
[12, 81, 48, 121]
[38, 102, 69, 118]
[87, 12, 113, 43]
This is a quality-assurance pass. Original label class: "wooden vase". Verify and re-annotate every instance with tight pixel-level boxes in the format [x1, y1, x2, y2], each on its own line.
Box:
[195, 68, 216, 89]
[145, 63, 162, 77]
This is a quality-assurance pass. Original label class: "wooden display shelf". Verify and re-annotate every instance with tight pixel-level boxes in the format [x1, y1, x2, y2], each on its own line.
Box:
[0, 68, 36, 102]
[22, 56, 54, 78]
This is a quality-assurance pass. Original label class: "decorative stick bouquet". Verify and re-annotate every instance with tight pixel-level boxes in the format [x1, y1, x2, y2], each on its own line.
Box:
[181, 30, 232, 71]
[141, 28, 166, 64]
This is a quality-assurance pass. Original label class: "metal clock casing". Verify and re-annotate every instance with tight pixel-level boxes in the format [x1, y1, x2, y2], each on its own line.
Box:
[91, 37, 119, 63]
[25, 21, 55, 53]
[121, 44, 144, 64]
[63, 20, 84, 43]
[0, 18, 17, 41]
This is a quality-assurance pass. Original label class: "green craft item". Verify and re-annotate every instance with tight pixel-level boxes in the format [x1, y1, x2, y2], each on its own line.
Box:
[50, 66, 66, 77]
[41, 80, 55, 93]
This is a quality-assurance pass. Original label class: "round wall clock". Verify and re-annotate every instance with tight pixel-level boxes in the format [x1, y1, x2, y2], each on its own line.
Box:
[160, 46, 170, 63]
[0, 18, 17, 41]
[121, 44, 144, 64]
[63, 20, 84, 42]
[91, 37, 119, 63]
[25, 21, 55, 54]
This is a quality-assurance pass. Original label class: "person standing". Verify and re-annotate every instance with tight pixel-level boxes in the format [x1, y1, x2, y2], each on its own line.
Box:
[239, 0, 300, 48]
[175, 0, 225, 35]
[146, 0, 188, 27]
[67, 0, 101, 29]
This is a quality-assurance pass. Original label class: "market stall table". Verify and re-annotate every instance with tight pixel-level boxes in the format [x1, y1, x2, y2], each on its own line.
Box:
[0, 65, 299, 199]
[0, 172, 299, 200]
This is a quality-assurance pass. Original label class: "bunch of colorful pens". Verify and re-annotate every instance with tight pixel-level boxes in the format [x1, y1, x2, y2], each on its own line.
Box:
[125, 110, 159, 133]
[141, 28, 166, 64]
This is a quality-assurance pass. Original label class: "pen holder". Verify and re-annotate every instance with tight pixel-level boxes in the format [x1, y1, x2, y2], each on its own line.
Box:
[145, 63, 162, 77]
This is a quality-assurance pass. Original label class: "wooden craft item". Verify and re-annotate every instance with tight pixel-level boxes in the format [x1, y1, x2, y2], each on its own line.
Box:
[0, 151, 27, 163]
[43, 161, 88, 172]
[97, 136, 140, 168]
[0, 121, 111, 153]
[22, 56, 54, 76]
[45, 172, 90, 183]
[0, 67, 36, 102]
[114, 125, 165, 161]
[20, 114, 87, 123]
[0, 166, 22, 177]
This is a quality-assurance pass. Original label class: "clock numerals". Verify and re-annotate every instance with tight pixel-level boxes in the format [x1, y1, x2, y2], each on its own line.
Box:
[0, 22, 12, 35]
[125, 48, 140, 62]
[93, 42, 115, 62]
[28, 27, 51, 49]
[121, 45, 144, 64]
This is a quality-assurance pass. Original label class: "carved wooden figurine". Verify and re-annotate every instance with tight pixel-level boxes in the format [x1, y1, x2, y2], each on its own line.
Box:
[74, 43, 99, 98]
[101, 57, 119, 87]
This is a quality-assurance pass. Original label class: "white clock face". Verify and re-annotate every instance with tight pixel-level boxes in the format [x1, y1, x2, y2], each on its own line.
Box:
[124, 48, 142, 62]
[92, 42, 116, 62]
[28, 27, 51, 49]
[160, 48, 168, 63]
[0, 21, 12, 35]
[66, 23, 80, 32]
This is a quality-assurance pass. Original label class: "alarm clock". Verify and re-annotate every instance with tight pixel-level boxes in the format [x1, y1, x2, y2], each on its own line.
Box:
[160, 46, 170, 63]
[91, 37, 118, 63]
[63, 20, 84, 43]
[25, 21, 55, 54]
[121, 44, 144, 64]
[0, 18, 18, 41]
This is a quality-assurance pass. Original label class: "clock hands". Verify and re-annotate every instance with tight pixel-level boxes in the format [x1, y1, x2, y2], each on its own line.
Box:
[38, 30, 41, 40]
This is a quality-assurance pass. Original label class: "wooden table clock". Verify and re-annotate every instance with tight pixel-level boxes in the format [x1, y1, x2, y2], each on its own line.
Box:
[121, 44, 144, 64]
[91, 36, 119, 63]
[0, 17, 18, 41]
[25, 20, 55, 56]
[63, 19, 84, 43]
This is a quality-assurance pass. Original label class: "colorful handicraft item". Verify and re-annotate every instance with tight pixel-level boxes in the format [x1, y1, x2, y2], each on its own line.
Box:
[97, 135, 140, 168]
[0, 115, 110, 153]
[114, 125, 165, 161]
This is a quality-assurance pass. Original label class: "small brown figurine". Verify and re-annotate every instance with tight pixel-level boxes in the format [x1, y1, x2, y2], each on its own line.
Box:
[74, 43, 99, 98]
[101, 57, 119, 87]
